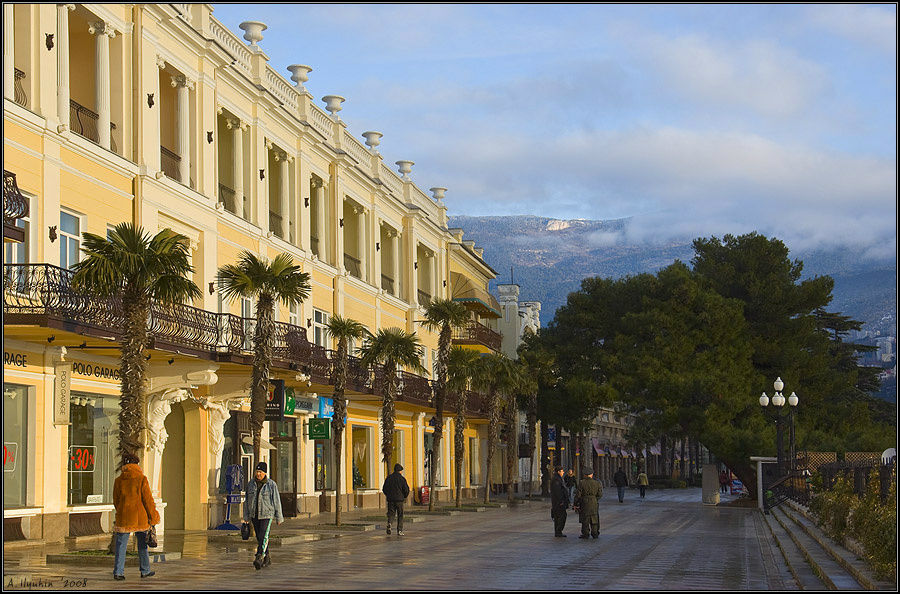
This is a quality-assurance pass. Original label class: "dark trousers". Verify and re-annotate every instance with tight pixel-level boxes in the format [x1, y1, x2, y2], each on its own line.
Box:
[387, 501, 404, 531]
[639, 486, 646, 498]
[617, 486, 625, 502]
[251, 518, 272, 557]
[552, 507, 567, 535]
[581, 515, 599, 538]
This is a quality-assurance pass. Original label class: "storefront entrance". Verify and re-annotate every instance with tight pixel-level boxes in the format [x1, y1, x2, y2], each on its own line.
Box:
[270, 419, 297, 517]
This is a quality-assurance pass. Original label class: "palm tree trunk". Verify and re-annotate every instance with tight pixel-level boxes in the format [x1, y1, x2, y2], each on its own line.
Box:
[525, 394, 537, 498]
[381, 364, 397, 483]
[454, 391, 465, 508]
[119, 293, 149, 461]
[484, 389, 499, 504]
[505, 400, 517, 504]
[540, 422, 550, 496]
[430, 325, 451, 511]
[332, 341, 348, 526]
[251, 294, 275, 466]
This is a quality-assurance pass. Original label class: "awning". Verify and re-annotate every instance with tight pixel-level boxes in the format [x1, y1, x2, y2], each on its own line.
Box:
[592, 437, 604, 456]
[242, 436, 276, 450]
[450, 272, 501, 318]
[650, 445, 661, 455]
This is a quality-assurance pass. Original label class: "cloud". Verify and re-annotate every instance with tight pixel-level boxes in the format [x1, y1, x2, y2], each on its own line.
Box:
[807, 4, 897, 56]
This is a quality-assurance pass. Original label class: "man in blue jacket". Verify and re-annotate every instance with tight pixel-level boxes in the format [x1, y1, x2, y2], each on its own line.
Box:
[243, 462, 284, 569]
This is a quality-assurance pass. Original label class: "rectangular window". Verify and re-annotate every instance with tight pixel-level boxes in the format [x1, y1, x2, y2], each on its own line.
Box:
[3, 384, 28, 507]
[351, 425, 371, 490]
[68, 393, 120, 506]
[315, 439, 333, 491]
[469, 437, 480, 485]
[4, 195, 30, 265]
[59, 210, 82, 270]
[241, 297, 254, 350]
[313, 309, 329, 348]
[288, 302, 301, 327]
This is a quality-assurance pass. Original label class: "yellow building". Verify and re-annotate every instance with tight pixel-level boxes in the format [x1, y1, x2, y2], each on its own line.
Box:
[3, 4, 502, 541]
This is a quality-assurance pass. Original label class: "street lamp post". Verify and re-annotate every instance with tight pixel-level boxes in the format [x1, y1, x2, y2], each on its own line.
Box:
[759, 377, 799, 476]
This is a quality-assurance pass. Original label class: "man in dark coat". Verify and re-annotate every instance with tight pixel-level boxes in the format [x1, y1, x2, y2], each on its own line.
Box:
[613, 467, 628, 503]
[382, 463, 410, 535]
[550, 466, 570, 537]
[574, 467, 602, 539]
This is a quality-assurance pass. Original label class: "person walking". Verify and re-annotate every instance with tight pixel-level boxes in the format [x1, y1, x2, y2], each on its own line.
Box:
[382, 463, 410, 535]
[574, 467, 602, 539]
[242, 462, 284, 570]
[112, 453, 160, 581]
[564, 469, 577, 508]
[636, 470, 649, 500]
[550, 466, 570, 537]
[719, 470, 730, 494]
[613, 467, 628, 503]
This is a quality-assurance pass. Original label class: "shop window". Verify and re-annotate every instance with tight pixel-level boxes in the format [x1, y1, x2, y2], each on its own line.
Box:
[59, 210, 82, 270]
[68, 393, 120, 506]
[315, 439, 332, 490]
[3, 384, 28, 507]
[469, 437, 480, 485]
[351, 426, 371, 489]
[424, 432, 443, 486]
[390, 430, 404, 473]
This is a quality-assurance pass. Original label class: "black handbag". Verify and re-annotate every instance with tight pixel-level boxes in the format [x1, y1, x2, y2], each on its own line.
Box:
[241, 522, 251, 541]
[146, 525, 158, 548]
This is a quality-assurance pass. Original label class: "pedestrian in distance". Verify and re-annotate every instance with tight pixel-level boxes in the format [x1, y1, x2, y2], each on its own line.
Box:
[382, 463, 410, 535]
[613, 467, 628, 503]
[636, 470, 649, 500]
[242, 462, 284, 570]
[564, 469, 577, 508]
[112, 453, 160, 581]
[550, 466, 570, 537]
[574, 467, 602, 539]
[719, 470, 730, 494]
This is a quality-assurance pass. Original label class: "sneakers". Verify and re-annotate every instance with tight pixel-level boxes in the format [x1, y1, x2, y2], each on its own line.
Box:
[386, 526, 391, 535]
[397, 530, 405, 536]
[262, 554, 271, 568]
[253, 554, 263, 570]
[113, 575, 125, 581]
[141, 571, 156, 578]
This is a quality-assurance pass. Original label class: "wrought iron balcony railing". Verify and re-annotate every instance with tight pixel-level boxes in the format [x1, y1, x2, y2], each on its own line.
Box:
[343, 253, 361, 279]
[14, 68, 26, 107]
[452, 319, 502, 351]
[3, 263, 487, 415]
[417, 289, 431, 306]
[160, 146, 181, 182]
[381, 274, 394, 294]
[218, 183, 236, 214]
[4, 170, 29, 227]
[69, 100, 118, 153]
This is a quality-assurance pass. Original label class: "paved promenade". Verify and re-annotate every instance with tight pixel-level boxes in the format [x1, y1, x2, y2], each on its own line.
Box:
[4, 488, 791, 591]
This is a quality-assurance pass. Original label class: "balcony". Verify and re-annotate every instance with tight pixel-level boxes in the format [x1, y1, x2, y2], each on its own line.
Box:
[3, 170, 28, 243]
[452, 320, 502, 352]
[269, 212, 284, 239]
[13, 68, 26, 107]
[381, 274, 394, 295]
[310, 236, 319, 257]
[218, 183, 236, 213]
[343, 253, 361, 279]
[160, 146, 181, 181]
[69, 100, 117, 153]
[417, 289, 431, 306]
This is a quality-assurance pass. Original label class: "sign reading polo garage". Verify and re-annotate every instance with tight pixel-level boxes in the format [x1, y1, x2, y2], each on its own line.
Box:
[71, 361, 121, 380]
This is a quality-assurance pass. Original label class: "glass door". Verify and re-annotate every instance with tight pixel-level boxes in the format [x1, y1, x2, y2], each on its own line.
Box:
[270, 419, 297, 517]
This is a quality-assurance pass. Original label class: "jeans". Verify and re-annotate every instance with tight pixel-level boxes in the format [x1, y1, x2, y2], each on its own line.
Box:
[639, 486, 646, 498]
[617, 486, 625, 502]
[113, 530, 151, 577]
[251, 518, 272, 557]
[387, 501, 405, 532]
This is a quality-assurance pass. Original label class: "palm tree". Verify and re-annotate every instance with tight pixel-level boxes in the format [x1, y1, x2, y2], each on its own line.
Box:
[325, 315, 369, 526]
[447, 346, 481, 507]
[507, 362, 537, 502]
[471, 353, 516, 504]
[70, 223, 200, 460]
[217, 252, 311, 464]
[420, 298, 469, 510]
[359, 328, 425, 480]
[516, 338, 552, 497]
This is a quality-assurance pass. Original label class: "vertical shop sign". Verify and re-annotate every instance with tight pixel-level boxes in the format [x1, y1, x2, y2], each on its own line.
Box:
[54, 362, 72, 425]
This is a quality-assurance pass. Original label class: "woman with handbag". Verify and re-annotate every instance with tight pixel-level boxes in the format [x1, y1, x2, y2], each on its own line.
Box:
[112, 453, 160, 581]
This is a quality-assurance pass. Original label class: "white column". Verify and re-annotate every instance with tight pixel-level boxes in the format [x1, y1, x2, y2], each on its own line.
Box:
[89, 21, 113, 149]
[4, 4, 15, 101]
[356, 207, 367, 282]
[391, 231, 400, 298]
[315, 182, 326, 260]
[278, 155, 289, 238]
[57, 5, 74, 131]
[171, 75, 193, 186]
[227, 119, 244, 217]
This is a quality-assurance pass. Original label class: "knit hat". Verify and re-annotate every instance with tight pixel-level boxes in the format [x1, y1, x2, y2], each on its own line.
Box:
[256, 462, 267, 474]
[394, 463, 403, 472]
[583, 467, 594, 476]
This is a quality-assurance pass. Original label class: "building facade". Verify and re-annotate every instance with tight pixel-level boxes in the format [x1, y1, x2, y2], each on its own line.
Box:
[3, 4, 502, 541]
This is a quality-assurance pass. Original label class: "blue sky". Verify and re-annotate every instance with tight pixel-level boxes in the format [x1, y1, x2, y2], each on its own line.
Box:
[212, 4, 897, 260]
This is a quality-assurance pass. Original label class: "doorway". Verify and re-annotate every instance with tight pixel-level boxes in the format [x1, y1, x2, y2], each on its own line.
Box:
[269, 419, 297, 517]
